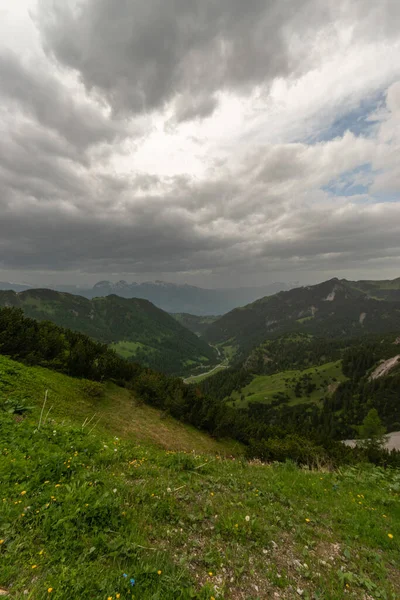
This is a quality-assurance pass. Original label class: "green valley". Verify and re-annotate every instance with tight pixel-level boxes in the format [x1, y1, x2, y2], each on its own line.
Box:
[171, 313, 218, 336]
[0, 290, 217, 376]
[1, 300, 400, 599]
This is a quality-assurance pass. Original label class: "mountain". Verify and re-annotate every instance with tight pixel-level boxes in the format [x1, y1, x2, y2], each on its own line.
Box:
[0, 289, 217, 375]
[0, 281, 31, 292]
[203, 277, 400, 356]
[170, 313, 218, 336]
[0, 279, 294, 314]
[77, 280, 293, 314]
[346, 277, 400, 301]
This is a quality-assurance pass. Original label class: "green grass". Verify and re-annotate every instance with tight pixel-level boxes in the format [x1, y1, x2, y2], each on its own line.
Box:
[0, 355, 240, 456]
[297, 316, 314, 324]
[217, 343, 237, 361]
[1, 406, 399, 599]
[229, 361, 347, 408]
[110, 340, 155, 359]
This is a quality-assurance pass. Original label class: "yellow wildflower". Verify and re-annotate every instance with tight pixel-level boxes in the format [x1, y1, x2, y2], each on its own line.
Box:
[157, 570, 162, 575]
[208, 572, 213, 577]
[47, 589, 53, 593]
[0, 539, 4, 544]
[21, 491, 27, 496]
[305, 518, 310, 523]
[388, 533, 393, 539]
[32, 565, 37, 569]
[116, 595, 120, 599]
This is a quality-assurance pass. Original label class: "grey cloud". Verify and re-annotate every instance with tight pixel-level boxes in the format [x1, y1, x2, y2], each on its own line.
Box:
[1, 152, 400, 278]
[0, 127, 90, 202]
[36, 0, 336, 118]
[0, 50, 125, 151]
[174, 94, 219, 123]
[1, 5, 400, 285]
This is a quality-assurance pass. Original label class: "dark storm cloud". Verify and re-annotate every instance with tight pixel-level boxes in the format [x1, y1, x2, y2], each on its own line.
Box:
[1, 153, 400, 277]
[0, 0, 399, 283]
[0, 178, 240, 272]
[36, 0, 400, 120]
[36, 0, 332, 118]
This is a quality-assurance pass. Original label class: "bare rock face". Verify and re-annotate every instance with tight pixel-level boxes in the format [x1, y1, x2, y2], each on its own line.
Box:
[369, 355, 400, 380]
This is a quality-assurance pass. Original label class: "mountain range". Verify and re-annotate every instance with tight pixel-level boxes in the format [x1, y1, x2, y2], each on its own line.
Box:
[0, 280, 293, 315]
[0, 289, 216, 376]
[203, 277, 400, 357]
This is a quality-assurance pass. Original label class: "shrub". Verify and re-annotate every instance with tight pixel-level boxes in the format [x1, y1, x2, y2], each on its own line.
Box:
[246, 434, 329, 467]
[81, 380, 104, 398]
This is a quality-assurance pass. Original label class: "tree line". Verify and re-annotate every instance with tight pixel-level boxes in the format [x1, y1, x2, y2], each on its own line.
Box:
[0, 307, 399, 468]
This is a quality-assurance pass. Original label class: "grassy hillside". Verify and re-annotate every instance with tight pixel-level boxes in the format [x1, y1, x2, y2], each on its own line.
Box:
[347, 277, 400, 301]
[203, 278, 400, 355]
[0, 355, 238, 455]
[229, 360, 346, 408]
[0, 290, 217, 376]
[1, 385, 399, 599]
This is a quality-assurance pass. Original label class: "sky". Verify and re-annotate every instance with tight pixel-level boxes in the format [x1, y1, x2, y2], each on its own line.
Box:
[0, 0, 400, 289]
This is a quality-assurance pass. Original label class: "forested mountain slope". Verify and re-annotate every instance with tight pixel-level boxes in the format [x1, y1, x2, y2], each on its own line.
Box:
[203, 277, 400, 356]
[0, 289, 216, 375]
[170, 313, 218, 336]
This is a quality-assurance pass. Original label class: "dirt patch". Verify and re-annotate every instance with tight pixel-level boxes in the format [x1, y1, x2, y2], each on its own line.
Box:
[369, 355, 400, 380]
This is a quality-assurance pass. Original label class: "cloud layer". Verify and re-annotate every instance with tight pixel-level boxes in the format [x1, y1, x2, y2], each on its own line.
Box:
[0, 0, 400, 286]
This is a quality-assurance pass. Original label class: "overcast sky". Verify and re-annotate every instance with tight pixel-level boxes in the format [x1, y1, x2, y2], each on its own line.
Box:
[0, 0, 400, 288]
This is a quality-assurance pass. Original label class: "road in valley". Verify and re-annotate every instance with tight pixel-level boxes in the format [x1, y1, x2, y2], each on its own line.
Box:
[344, 431, 400, 451]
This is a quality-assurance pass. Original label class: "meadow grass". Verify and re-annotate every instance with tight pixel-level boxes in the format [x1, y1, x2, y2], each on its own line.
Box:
[110, 341, 154, 360]
[1, 410, 399, 599]
[0, 356, 399, 599]
[0, 355, 240, 456]
[229, 361, 346, 408]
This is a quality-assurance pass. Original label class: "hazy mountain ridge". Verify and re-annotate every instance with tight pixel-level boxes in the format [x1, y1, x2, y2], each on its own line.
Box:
[0, 289, 216, 375]
[203, 277, 400, 355]
[0, 280, 294, 315]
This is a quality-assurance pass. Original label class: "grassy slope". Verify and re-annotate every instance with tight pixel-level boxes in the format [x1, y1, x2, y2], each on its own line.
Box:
[0, 355, 239, 456]
[0, 290, 217, 376]
[1, 399, 399, 599]
[229, 361, 346, 408]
